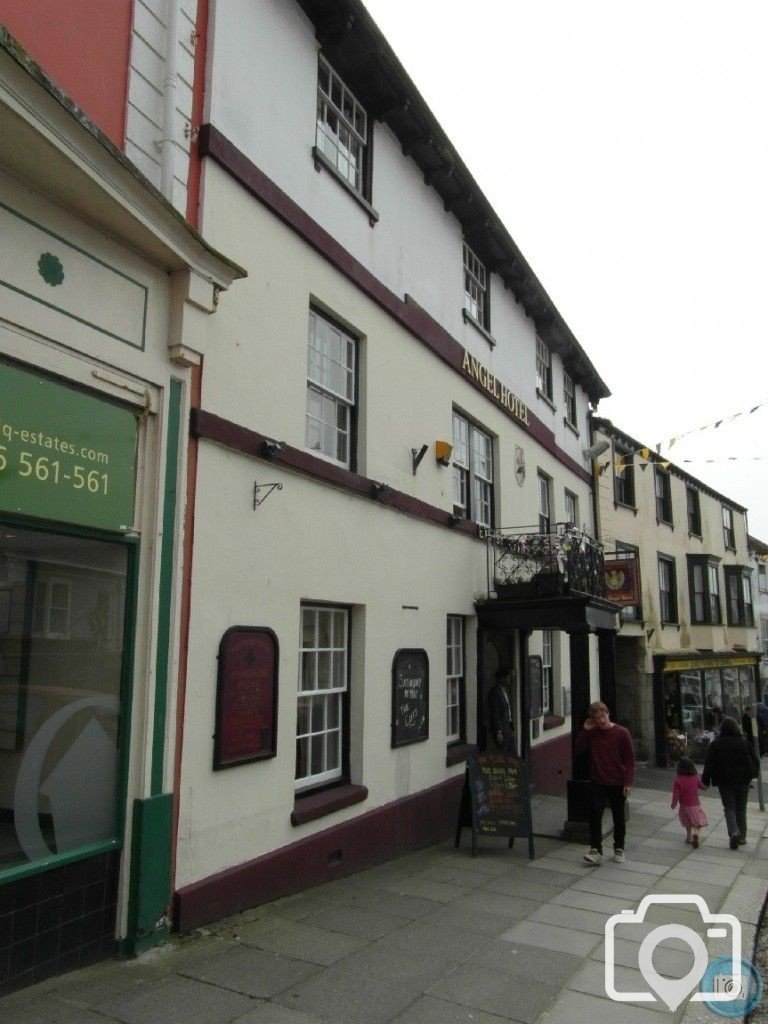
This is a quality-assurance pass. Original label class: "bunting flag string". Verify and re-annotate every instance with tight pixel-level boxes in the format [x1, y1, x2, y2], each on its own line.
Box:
[653, 400, 768, 453]
[679, 456, 766, 464]
[604, 400, 767, 476]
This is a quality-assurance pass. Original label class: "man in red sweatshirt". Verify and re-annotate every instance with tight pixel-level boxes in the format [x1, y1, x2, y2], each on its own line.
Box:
[574, 700, 635, 864]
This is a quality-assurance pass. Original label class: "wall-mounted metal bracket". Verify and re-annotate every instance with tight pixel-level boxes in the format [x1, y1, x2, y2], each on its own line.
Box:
[411, 444, 428, 475]
[253, 482, 283, 508]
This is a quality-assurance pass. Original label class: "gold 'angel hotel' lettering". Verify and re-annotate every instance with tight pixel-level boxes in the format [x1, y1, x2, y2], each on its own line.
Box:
[461, 350, 529, 425]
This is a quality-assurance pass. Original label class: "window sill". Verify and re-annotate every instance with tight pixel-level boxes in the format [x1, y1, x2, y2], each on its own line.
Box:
[291, 783, 368, 826]
[536, 388, 556, 413]
[543, 714, 566, 731]
[656, 518, 674, 529]
[312, 146, 379, 226]
[614, 501, 638, 516]
[462, 309, 496, 348]
[446, 742, 476, 766]
[563, 418, 579, 438]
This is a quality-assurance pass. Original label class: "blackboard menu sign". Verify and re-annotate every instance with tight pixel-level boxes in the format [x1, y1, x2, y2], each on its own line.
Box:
[214, 627, 278, 769]
[455, 754, 534, 858]
[391, 648, 429, 747]
[528, 655, 543, 719]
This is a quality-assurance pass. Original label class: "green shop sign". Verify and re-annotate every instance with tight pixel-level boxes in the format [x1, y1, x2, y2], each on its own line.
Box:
[0, 361, 138, 531]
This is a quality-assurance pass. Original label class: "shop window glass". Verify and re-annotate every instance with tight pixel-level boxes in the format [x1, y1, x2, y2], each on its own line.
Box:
[677, 671, 713, 763]
[739, 666, 755, 718]
[0, 527, 127, 871]
[721, 666, 741, 722]
[704, 669, 724, 730]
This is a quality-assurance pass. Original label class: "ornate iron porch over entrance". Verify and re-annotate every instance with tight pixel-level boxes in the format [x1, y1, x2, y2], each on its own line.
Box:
[483, 524, 605, 600]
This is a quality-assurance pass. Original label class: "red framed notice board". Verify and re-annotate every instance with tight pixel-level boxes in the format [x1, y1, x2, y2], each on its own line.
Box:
[214, 627, 279, 769]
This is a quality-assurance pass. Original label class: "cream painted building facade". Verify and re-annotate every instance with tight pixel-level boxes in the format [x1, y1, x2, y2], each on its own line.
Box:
[173, 0, 619, 929]
[593, 417, 759, 766]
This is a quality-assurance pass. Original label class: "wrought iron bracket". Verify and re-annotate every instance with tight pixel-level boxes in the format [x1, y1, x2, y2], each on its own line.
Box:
[411, 444, 428, 474]
[253, 482, 283, 509]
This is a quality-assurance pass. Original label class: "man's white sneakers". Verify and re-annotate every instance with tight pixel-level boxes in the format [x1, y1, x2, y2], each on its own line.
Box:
[583, 848, 603, 865]
[613, 848, 625, 863]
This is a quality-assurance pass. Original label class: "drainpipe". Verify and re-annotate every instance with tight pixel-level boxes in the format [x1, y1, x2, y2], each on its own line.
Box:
[161, 0, 181, 202]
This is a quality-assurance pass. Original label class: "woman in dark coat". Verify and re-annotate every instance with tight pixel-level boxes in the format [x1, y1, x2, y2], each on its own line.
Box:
[702, 716, 760, 849]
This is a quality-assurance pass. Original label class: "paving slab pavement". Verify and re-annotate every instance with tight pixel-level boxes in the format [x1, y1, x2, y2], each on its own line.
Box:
[3, 763, 767, 1023]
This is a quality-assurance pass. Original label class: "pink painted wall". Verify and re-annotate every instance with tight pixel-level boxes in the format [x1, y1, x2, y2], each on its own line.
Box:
[0, 0, 133, 147]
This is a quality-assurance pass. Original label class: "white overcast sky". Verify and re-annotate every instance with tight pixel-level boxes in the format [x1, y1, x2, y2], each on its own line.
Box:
[363, 0, 768, 541]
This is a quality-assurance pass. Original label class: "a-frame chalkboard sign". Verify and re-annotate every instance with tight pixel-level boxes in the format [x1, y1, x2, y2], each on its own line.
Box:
[455, 754, 535, 858]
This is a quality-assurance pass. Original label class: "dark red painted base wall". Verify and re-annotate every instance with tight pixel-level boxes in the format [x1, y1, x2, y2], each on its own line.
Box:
[530, 732, 571, 796]
[174, 775, 464, 932]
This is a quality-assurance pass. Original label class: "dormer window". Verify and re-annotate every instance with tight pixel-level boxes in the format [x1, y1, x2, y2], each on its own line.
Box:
[462, 243, 488, 329]
[316, 56, 368, 196]
[563, 371, 577, 427]
[536, 337, 552, 401]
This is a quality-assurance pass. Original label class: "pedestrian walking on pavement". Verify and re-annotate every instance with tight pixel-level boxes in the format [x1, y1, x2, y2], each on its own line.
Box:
[671, 755, 708, 848]
[575, 700, 635, 865]
[702, 715, 760, 849]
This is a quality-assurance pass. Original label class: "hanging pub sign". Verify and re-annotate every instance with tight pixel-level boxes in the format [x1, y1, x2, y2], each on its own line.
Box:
[214, 627, 279, 769]
[604, 557, 640, 606]
[391, 648, 429, 747]
[0, 360, 138, 531]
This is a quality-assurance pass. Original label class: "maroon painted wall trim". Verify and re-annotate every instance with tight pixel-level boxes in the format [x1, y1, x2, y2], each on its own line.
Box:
[174, 774, 463, 931]
[446, 742, 476, 767]
[198, 124, 591, 486]
[191, 407, 478, 536]
[291, 783, 368, 826]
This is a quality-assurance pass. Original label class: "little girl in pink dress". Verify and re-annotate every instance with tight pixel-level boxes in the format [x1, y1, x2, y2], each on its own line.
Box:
[671, 756, 708, 848]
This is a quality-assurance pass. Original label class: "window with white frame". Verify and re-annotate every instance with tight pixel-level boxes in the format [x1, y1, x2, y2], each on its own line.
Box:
[686, 487, 702, 536]
[655, 467, 672, 525]
[305, 309, 356, 468]
[32, 578, 71, 638]
[614, 444, 635, 507]
[463, 242, 488, 328]
[563, 371, 577, 427]
[722, 506, 736, 549]
[296, 605, 349, 791]
[688, 555, 721, 624]
[452, 411, 494, 528]
[564, 490, 578, 528]
[541, 630, 553, 714]
[446, 616, 464, 743]
[538, 472, 551, 533]
[658, 554, 678, 623]
[536, 337, 552, 400]
[316, 56, 368, 195]
[724, 566, 754, 627]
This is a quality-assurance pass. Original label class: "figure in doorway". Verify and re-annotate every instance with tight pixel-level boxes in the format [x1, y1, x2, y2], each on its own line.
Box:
[487, 668, 517, 755]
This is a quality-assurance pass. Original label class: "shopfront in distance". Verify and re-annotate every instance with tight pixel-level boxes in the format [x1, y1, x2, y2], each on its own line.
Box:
[655, 652, 761, 764]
